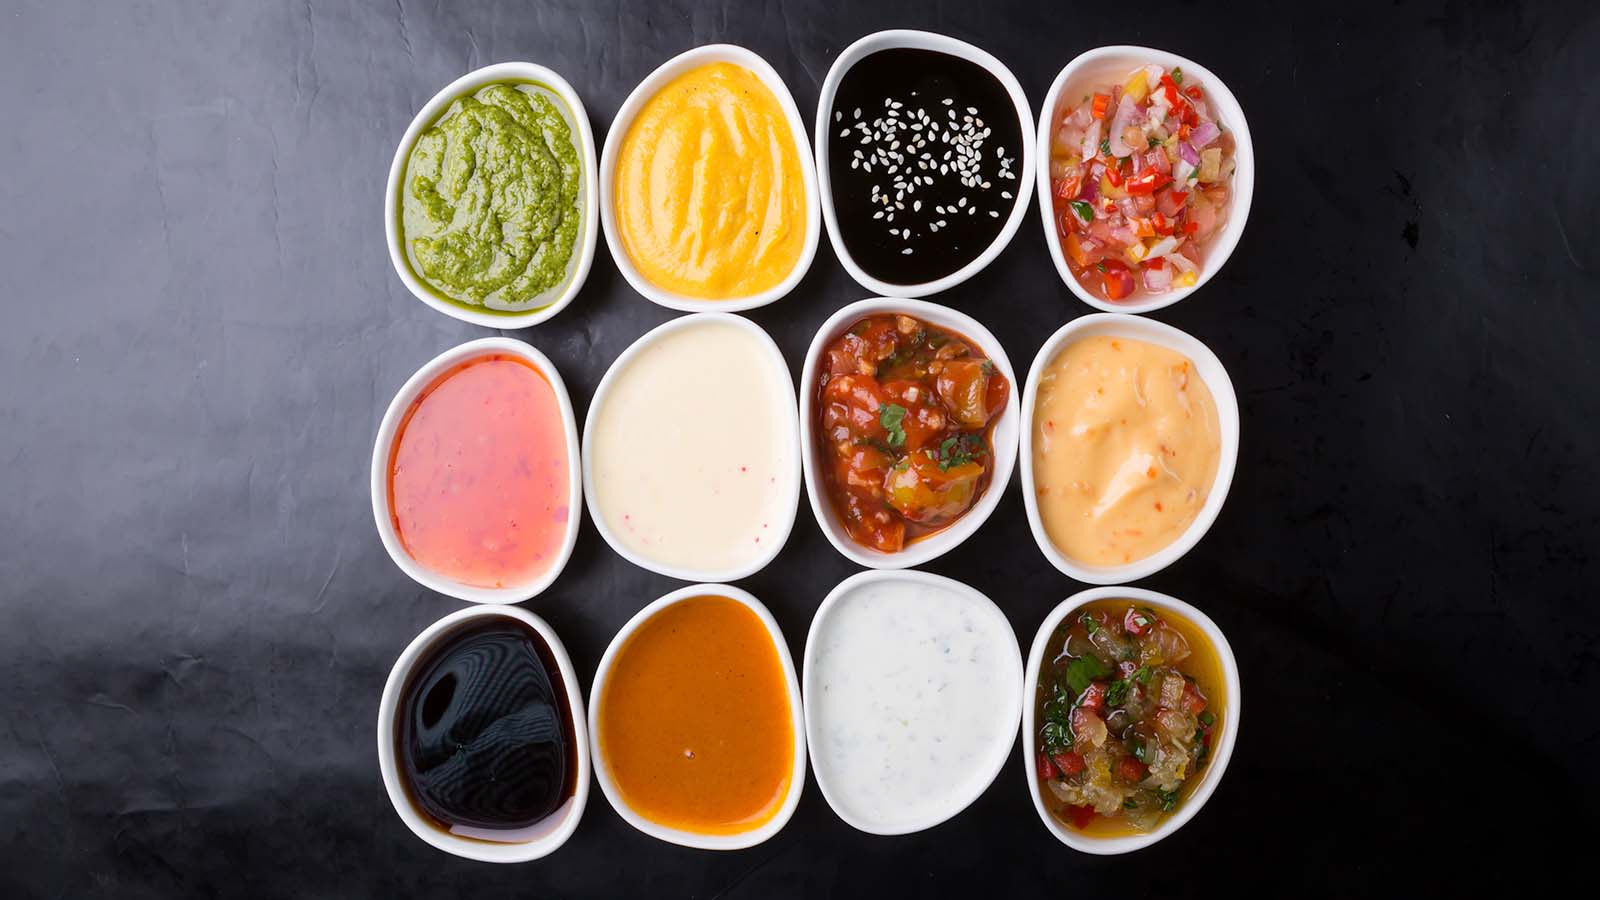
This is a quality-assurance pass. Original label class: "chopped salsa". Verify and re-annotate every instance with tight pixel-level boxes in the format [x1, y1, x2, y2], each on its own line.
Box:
[1034, 599, 1224, 835]
[816, 314, 1009, 553]
[1048, 64, 1236, 301]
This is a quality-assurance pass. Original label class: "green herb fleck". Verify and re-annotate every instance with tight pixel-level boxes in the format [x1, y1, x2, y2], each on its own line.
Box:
[1123, 798, 1138, 811]
[1061, 654, 1111, 697]
[1105, 678, 1130, 708]
[935, 433, 986, 472]
[1080, 613, 1100, 635]
[1198, 711, 1215, 727]
[1070, 200, 1094, 223]
[1132, 738, 1153, 765]
[879, 403, 908, 449]
[1171, 67, 1183, 85]
[1040, 681, 1075, 752]
[1158, 788, 1180, 811]
[980, 359, 995, 375]
[1099, 138, 1112, 156]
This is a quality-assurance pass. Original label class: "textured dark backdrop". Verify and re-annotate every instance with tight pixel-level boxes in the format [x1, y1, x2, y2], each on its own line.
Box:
[3, 0, 1596, 897]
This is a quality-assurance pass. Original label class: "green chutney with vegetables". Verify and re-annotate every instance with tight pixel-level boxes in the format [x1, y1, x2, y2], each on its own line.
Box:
[400, 82, 581, 312]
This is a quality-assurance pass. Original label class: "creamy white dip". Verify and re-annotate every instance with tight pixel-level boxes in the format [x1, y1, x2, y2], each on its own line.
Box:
[805, 573, 1022, 833]
[587, 317, 796, 575]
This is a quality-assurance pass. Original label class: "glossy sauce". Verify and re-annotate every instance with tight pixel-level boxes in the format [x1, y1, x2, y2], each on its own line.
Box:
[396, 618, 577, 841]
[807, 578, 1017, 832]
[614, 62, 807, 299]
[598, 596, 794, 835]
[1032, 336, 1219, 566]
[588, 320, 793, 573]
[389, 355, 570, 588]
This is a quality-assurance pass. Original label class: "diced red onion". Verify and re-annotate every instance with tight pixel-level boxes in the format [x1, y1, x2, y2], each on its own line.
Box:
[1108, 96, 1139, 157]
[1131, 150, 1145, 176]
[1178, 141, 1201, 166]
[1111, 225, 1137, 245]
[1146, 236, 1180, 259]
[1080, 177, 1099, 203]
[1189, 121, 1220, 149]
[1081, 119, 1102, 163]
[1143, 264, 1173, 292]
[1168, 251, 1197, 274]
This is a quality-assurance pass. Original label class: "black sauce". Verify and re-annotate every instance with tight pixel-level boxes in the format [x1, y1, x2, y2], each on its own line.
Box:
[827, 48, 1025, 285]
[395, 618, 576, 836]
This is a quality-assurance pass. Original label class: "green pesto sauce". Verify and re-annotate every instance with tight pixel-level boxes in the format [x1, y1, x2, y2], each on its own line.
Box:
[400, 81, 581, 313]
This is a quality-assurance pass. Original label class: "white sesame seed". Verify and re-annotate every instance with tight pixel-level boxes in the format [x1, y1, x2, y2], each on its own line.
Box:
[1002, 191, 1012, 199]
[913, 200, 921, 211]
[958, 197, 967, 208]
[902, 248, 913, 255]
[853, 107, 861, 118]
[989, 210, 999, 217]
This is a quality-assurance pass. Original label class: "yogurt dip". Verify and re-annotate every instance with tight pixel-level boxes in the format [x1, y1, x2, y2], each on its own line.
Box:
[804, 571, 1022, 834]
[585, 315, 798, 578]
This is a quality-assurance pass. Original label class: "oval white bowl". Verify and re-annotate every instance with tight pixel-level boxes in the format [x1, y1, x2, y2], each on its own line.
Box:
[385, 62, 599, 328]
[599, 44, 821, 313]
[815, 29, 1037, 298]
[371, 337, 583, 604]
[800, 298, 1020, 569]
[377, 604, 590, 863]
[1035, 46, 1255, 315]
[1019, 314, 1238, 584]
[582, 312, 801, 582]
[1022, 586, 1240, 854]
[587, 583, 807, 850]
[804, 569, 1022, 835]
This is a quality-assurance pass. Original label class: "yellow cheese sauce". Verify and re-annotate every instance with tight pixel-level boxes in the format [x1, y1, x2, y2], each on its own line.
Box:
[613, 62, 807, 299]
[1032, 336, 1220, 567]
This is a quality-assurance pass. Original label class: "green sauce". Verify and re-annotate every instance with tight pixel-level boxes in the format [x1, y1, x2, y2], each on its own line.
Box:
[400, 82, 581, 313]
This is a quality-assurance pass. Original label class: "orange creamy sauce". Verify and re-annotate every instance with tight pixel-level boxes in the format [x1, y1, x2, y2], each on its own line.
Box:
[599, 595, 794, 835]
[388, 355, 570, 589]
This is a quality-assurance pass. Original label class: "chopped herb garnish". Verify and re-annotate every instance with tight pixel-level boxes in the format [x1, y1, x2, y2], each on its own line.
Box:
[879, 403, 908, 448]
[1040, 681, 1075, 752]
[1099, 138, 1111, 156]
[1171, 67, 1183, 85]
[980, 359, 995, 375]
[1157, 788, 1180, 811]
[1096, 262, 1107, 273]
[1104, 678, 1130, 708]
[1198, 711, 1215, 727]
[1131, 738, 1153, 764]
[1123, 798, 1138, 811]
[1080, 613, 1099, 635]
[1070, 200, 1094, 223]
[1061, 654, 1111, 697]
[935, 433, 986, 471]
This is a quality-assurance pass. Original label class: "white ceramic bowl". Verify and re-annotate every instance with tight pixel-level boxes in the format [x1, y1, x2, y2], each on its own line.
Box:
[1019, 314, 1238, 584]
[1022, 586, 1240, 854]
[582, 312, 801, 582]
[385, 62, 599, 328]
[587, 583, 807, 850]
[377, 604, 590, 863]
[371, 337, 583, 603]
[800, 298, 1020, 569]
[803, 569, 1022, 835]
[599, 44, 821, 313]
[815, 30, 1037, 298]
[1035, 46, 1255, 315]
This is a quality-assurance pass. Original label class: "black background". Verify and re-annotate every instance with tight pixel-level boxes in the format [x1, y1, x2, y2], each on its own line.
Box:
[3, 1, 1596, 897]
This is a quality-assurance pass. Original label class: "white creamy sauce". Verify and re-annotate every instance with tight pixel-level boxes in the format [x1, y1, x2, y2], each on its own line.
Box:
[589, 320, 793, 573]
[807, 578, 1019, 832]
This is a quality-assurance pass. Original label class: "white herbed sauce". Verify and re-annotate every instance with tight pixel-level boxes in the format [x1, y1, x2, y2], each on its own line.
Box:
[588, 319, 795, 574]
[806, 575, 1021, 832]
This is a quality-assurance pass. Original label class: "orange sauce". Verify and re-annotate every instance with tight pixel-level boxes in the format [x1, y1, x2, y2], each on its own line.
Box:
[598, 595, 794, 834]
[388, 355, 570, 589]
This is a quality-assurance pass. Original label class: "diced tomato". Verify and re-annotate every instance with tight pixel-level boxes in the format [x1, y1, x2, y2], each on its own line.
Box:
[1079, 681, 1107, 714]
[1131, 217, 1155, 238]
[1125, 170, 1173, 195]
[1051, 751, 1086, 777]
[1115, 756, 1148, 783]
[1090, 93, 1110, 120]
[1182, 220, 1200, 235]
[1064, 804, 1096, 829]
[1185, 85, 1203, 99]
[1151, 212, 1174, 236]
[1181, 681, 1208, 716]
[1177, 122, 1192, 141]
[1037, 750, 1057, 780]
[1052, 172, 1082, 201]
[1103, 163, 1123, 187]
[1123, 608, 1153, 636]
[1064, 232, 1091, 267]
[1160, 74, 1180, 106]
[1099, 260, 1136, 300]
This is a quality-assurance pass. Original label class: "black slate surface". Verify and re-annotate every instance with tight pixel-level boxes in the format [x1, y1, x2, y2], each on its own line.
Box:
[3, 1, 1596, 896]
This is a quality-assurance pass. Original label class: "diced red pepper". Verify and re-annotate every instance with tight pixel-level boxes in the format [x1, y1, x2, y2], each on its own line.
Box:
[1185, 85, 1203, 99]
[1126, 170, 1173, 195]
[1160, 74, 1181, 106]
[1090, 93, 1110, 120]
[1181, 681, 1208, 716]
[1182, 220, 1200, 235]
[1099, 260, 1136, 300]
[1079, 681, 1107, 714]
[1104, 163, 1124, 187]
[1052, 751, 1087, 777]
[1151, 212, 1174, 236]
[1053, 172, 1082, 201]
[1115, 756, 1148, 783]
[1064, 804, 1096, 829]
[1037, 750, 1058, 780]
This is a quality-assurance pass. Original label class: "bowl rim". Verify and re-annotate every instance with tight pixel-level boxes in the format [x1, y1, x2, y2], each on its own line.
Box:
[1020, 586, 1241, 854]
[799, 297, 1020, 569]
[581, 312, 801, 581]
[1034, 45, 1255, 315]
[586, 583, 808, 850]
[370, 336, 584, 604]
[384, 61, 600, 329]
[598, 43, 821, 312]
[813, 29, 1038, 299]
[803, 568, 1023, 835]
[1018, 313, 1238, 584]
[376, 604, 591, 862]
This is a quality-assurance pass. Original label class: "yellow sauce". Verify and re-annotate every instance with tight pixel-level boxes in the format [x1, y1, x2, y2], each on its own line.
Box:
[1032, 336, 1220, 566]
[613, 62, 807, 299]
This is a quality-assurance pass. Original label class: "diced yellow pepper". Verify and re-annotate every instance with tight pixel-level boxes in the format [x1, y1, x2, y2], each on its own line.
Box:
[1125, 242, 1149, 264]
[1175, 270, 1198, 288]
[1099, 174, 1127, 200]
[1123, 70, 1149, 103]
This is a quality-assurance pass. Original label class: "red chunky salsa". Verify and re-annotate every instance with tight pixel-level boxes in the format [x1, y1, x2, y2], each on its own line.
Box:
[1034, 600, 1224, 835]
[1048, 63, 1236, 301]
[816, 314, 1008, 553]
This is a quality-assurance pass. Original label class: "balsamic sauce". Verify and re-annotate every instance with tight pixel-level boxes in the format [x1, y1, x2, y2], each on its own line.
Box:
[827, 48, 1024, 285]
[395, 618, 576, 837]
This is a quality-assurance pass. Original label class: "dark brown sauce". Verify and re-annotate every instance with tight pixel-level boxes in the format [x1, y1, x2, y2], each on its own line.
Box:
[395, 618, 577, 839]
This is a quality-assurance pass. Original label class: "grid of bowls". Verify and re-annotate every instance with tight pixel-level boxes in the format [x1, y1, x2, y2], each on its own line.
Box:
[374, 34, 1253, 861]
